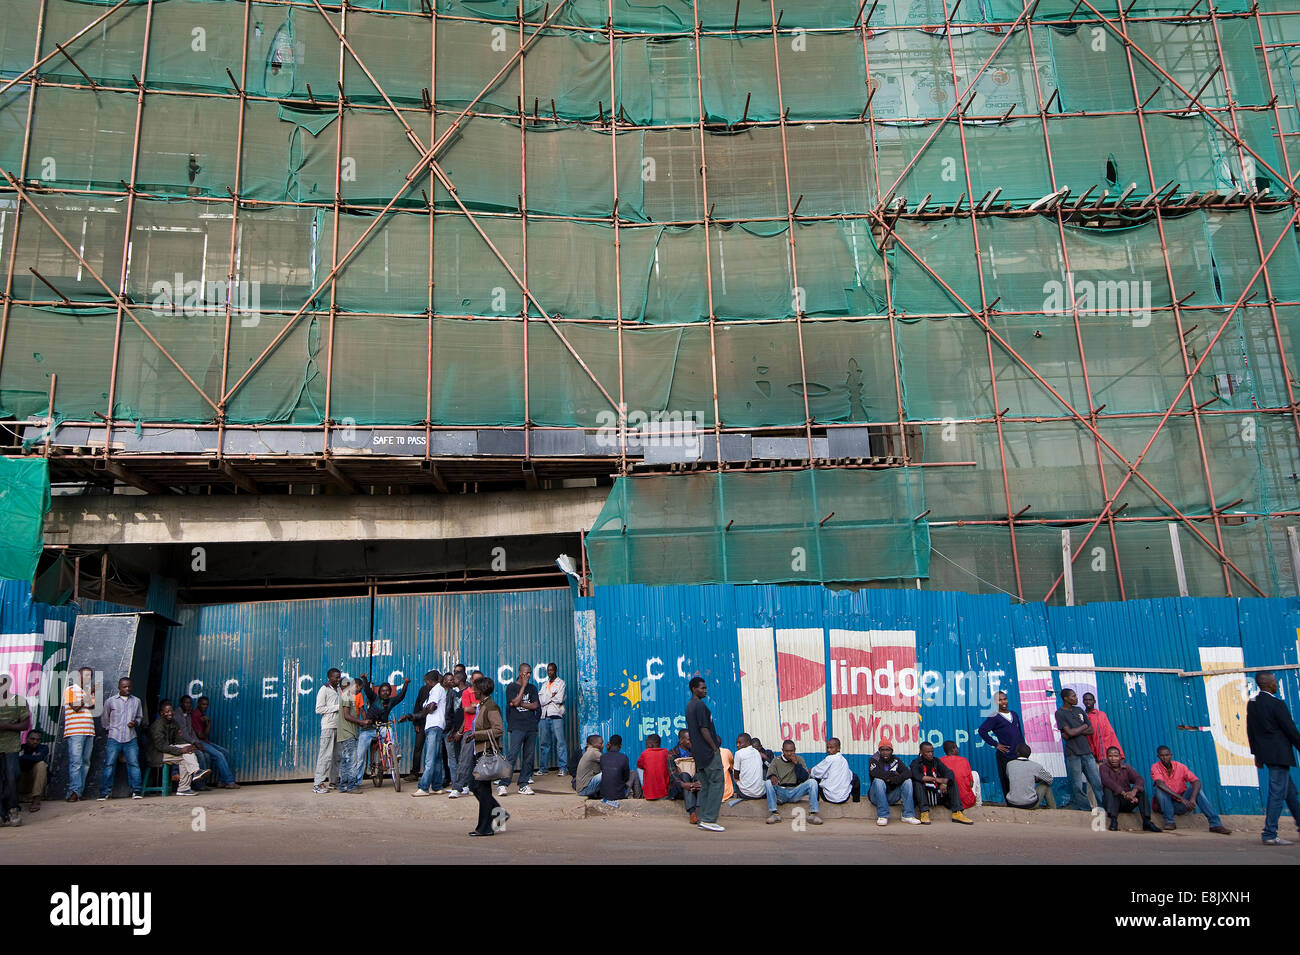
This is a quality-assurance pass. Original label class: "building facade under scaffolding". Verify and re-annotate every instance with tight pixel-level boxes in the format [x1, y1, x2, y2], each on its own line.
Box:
[3, 0, 1300, 604]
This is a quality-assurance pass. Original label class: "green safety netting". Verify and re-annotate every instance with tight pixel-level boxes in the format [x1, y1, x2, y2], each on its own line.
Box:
[587, 468, 930, 585]
[0, 456, 50, 582]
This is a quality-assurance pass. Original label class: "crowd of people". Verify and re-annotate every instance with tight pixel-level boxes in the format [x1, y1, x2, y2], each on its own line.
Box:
[4, 661, 1300, 846]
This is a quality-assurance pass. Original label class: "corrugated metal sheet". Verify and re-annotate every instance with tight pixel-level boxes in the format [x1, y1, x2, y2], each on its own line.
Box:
[579, 585, 1300, 815]
[162, 588, 576, 781]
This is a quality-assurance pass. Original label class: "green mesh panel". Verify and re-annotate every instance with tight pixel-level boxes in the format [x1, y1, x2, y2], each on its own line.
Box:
[0, 456, 50, 582]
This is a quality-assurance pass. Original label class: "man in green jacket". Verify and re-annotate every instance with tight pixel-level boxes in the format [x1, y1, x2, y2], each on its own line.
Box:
[148, 700, 208, 795]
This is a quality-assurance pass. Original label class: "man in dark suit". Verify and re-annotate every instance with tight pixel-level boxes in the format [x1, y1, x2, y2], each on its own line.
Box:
[1246, 671, 1300, 846]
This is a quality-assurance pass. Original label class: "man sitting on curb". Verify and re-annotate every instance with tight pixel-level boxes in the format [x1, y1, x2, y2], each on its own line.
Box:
[1149, 745, 1231, 835]
[810, 737, 859, 805]
[764, 739, 823, 825]
[867, 741, 920, 826]
[1099, 745, 1161, 832]
[911, 741, 974, 824]
[730, 733, 766, 805]
[1004, 743, 1056, 810]
[574, 735, 604, 797]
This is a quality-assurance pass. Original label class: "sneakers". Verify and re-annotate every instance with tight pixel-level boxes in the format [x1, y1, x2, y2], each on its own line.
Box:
[496, 785, 508, 797]
[697, 821, 725, 832]
[1209, 826, 1232, 835]
[1263, 836, 1293, 845]
[7, 814, 21, 827]
[952, 811, 974, 825]
[876, 818, 889, 827]
[411, 789, 431, 797]
[312, 785, 329, 794]
[808, 813, 824, 826]
[178, 789, 197, 796]
[902, 816, 922, 825]
[192, 769, 211, 785]
[1165, 821, 1177, 831]
[918, 811, 932, 824]
[518, 786, 536, 796]
[131, 793, 142, 800]
[766, 812, 782, 824]
[97, 795, 108, 802]
[461, 787, 470, 795]
[534, 770, 548, 777]
[447, 789, 461, 799]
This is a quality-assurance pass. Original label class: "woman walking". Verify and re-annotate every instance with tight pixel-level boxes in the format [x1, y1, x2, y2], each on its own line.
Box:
[469, 676, 508, 837]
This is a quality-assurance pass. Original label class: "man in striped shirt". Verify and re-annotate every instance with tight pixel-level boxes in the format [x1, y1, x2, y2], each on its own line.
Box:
[62, 668, 97, 802]
[98, 677, 145, 800]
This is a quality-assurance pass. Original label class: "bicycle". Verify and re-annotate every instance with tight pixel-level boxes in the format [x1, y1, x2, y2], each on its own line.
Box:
[365, 721, 403, 792]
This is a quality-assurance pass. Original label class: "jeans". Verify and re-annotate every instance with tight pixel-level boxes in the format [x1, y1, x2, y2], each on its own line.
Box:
[670, 773, 699, 812]
[356, 729, 378, 781]
[696, 754, 724, 824]
[200, 741, 235, 784]
[766, 778, 819, 814]
[1154, 784, 1222, 828]
[337, 739, 359, 791]
[577, 773, 602, 797]
[499, 728, 537, 787]
[0, 751, 18, 821]
[418, 728, 446, 791]
[538, 717, 568, 772]
[445, 734, 462, 782]
[1261, 765, 1300, 842]
[1066, 753, 1103, 810]
[313, 727, 338, 787]
[65, 734, 95, 797]
[453, 731, 477, 790]
[868, 778, 916, 819]
[99, 737, 142, 797]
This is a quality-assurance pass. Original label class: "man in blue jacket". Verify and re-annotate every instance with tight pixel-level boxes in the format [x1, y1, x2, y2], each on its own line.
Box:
[978, 690, 1026, 804]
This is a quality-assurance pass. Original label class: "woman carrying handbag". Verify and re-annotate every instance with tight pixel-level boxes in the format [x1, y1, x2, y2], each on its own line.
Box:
[469, 676, 510, 837]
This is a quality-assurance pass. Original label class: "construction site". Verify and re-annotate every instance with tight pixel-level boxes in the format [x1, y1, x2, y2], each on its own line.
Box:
[2, 0, 1300, 605]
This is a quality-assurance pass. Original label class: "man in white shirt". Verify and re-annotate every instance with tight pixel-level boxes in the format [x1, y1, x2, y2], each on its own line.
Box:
[312, 668, 344, 794]
[536, 663, 569, 776]
[731, 733, 766, 801]
[412, 669, 449, 796]
[809, 737, 858, 804]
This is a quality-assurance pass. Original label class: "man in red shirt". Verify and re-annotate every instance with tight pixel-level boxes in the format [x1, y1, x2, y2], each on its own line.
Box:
[1149, 745, 1231, 834]
[939, 740, 979, 810]
[1083, 693, 1124, 763]
[636, 733, 671, 800]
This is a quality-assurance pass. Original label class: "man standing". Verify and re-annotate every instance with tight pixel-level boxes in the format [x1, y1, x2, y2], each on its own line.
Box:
[1099, 746, 1161, 832]
[147, 700, 208, 795]
[62, 667, 97, 802]
[1056, 688, 1102, 812]
[685, 677, 725, 832]
[1082, 692, 1124, 764]
[411, 669, 448, 797]
[498, 663, 540, 797]
[537, 662, 568, 776]
[98, 677, 146, 800]
[405, 671, 439, 781]
[337, 678, 369, 793]
[1149, 745, 1231, 835]
[448, 669, 482, 798]
[867, 741, 920, 826]
[0, 675, 30, 827]
[911, 741, 974, 824]
[1246, 670, 1300, 845]
[191, 695, 237, 787]
[313, 668, 345, 794]
[978, 690, 1025, 804]
[442, 670, 464, 795]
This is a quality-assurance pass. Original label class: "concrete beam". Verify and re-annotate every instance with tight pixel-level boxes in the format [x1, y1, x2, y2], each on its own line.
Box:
[45, 487, 609, 547]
